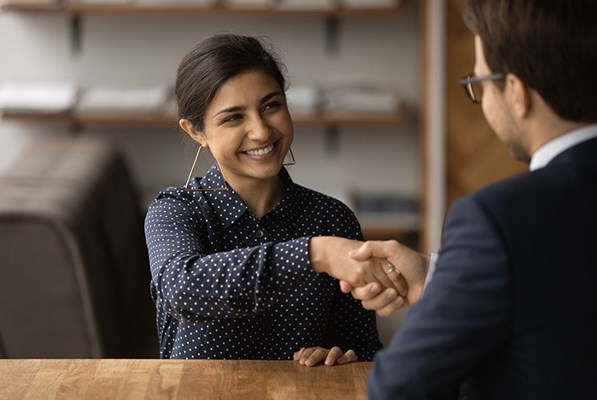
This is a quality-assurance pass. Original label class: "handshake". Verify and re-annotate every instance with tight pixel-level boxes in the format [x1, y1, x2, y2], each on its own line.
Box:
[309, 237, 430, 316]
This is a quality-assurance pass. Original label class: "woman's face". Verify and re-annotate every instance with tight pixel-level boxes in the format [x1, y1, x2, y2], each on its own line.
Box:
[191, 69, 294, 189]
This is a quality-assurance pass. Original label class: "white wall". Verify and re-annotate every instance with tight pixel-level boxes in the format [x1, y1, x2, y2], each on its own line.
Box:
[0, 2, 422, 346]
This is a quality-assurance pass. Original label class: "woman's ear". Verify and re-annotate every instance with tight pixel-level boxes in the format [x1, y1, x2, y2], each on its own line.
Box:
[507, 74, 532, 119]
[179, 119, 208, 148]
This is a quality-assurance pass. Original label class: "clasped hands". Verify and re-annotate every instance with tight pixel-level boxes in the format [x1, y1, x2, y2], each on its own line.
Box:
[310, 236, 429, 317]
[297, 237, 429, 367]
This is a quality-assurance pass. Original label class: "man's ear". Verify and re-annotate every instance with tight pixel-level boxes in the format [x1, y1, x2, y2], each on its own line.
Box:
[507, 73, 532, 118]
[179, 119, 208, 148]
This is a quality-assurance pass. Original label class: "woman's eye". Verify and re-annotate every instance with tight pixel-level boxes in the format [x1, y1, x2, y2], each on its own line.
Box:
[222, 114, 242, 124]
[263, 101, 282, 112]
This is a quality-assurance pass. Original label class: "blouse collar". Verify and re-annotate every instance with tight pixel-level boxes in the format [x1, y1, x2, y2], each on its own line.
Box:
[190, 165, 296, 229]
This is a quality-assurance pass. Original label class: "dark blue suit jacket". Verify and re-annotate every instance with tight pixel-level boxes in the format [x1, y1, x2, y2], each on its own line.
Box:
[368, 137, 597, 399]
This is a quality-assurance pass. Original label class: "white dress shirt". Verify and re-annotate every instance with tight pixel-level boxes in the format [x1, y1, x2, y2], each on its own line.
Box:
[530, 123, 597, 171]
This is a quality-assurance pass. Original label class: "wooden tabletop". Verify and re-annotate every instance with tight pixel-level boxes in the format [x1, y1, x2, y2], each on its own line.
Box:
[0, 359, 372, 399]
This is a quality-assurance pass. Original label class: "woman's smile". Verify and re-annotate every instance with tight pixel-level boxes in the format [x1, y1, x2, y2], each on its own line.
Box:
[244, 143, 275, 157]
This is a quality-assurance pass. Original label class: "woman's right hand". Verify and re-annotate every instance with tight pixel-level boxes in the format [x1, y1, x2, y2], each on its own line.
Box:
[308, 236, 408, 298]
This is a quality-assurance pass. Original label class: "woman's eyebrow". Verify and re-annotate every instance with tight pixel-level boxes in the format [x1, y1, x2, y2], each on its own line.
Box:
[213, 91, 284, 117]
[213, 105, 244, 118]
[260, 91, 284, 103]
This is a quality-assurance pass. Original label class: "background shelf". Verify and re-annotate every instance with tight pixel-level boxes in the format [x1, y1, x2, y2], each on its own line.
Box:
[1, 2, 403, 17]
[0, 110, 405, 129]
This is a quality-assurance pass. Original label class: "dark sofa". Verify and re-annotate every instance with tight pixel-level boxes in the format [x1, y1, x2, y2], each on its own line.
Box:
[0, 136, 157, 358]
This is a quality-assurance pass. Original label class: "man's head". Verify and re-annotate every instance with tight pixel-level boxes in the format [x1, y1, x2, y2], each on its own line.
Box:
[463, 0, 597, 123]
[462, 0, 597, 161]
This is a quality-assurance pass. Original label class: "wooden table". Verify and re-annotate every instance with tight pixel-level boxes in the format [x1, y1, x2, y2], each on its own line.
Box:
[0, 359, 372, 399]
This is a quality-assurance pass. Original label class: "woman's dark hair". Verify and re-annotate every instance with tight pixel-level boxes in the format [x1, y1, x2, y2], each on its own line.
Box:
[175, 33, 288, 132]
[463, 0, 597, 122]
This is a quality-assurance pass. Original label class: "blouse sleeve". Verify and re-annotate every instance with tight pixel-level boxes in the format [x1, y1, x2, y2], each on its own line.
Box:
[318, 200, 383, 360]
[145, 190, 315, 324]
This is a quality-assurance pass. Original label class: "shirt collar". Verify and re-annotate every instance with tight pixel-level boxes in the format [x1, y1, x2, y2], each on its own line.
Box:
[530, 124, 597, 171]
[191, 165, 296, 229]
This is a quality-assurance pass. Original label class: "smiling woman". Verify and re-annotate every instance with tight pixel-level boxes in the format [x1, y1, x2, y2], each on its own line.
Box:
[179, 69, 294, 215]
[143, 33, 397, 366]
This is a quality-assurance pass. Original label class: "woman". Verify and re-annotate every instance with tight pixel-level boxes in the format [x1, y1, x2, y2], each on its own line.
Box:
[145, 33, 399, 366]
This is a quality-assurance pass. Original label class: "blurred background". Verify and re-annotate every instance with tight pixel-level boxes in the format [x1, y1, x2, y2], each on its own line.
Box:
[0, 0, 525, 358]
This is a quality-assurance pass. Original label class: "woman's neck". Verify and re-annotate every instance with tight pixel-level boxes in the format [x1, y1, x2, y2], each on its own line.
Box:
[231, 176, 285, 219]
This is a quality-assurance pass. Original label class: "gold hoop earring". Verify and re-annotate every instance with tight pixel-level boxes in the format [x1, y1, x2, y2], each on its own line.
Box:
[184, 145, 228, 191]
[283, 148, 296, 166]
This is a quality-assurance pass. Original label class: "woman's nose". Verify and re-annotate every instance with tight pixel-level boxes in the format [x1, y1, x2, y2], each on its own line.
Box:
[247, 115, 271, 141]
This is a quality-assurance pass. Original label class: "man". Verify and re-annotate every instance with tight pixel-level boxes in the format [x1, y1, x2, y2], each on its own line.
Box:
[345, 0, 597, 398]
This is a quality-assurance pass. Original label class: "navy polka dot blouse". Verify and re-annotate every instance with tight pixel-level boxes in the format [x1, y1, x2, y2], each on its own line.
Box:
[144, 165, 382, 360]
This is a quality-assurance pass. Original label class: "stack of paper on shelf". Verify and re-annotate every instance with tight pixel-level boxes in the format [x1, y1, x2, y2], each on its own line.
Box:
[277, 0, 335, 10]
[286, 85, 320, 116]
[340, 0, 399, 8]
[164, 95, 177, 116]
[352, 193, 420, 231]
[321, 84, 401, 115]
[1, 0, 61, 5]
[74, 0, 131, 4]
[76, 85, 172, 115]
[0, 80, 78, 114]
[223, 0, 275, 7]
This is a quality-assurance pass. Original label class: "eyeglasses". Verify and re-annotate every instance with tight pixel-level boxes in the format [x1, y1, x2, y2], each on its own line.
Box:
[458, 73, 505, 104]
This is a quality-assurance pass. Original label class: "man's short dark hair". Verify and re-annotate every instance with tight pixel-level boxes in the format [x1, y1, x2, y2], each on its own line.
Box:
[463, 0, 597, 123]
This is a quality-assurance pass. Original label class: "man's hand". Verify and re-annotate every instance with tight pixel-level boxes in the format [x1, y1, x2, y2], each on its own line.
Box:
[340, 280, 407, 317]
[309, 236, 407, 295]
[343, 240, 430, 313]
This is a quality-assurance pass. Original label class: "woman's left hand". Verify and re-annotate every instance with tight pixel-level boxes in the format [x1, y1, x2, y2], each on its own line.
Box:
[293, 346, 358, 367]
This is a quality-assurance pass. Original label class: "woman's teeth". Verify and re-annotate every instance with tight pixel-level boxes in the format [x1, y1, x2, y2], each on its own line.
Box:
[246, 144, 274, 156]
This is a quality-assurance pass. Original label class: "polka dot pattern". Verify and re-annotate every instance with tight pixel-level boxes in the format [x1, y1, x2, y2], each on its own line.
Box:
[145, 166, 382, 360]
